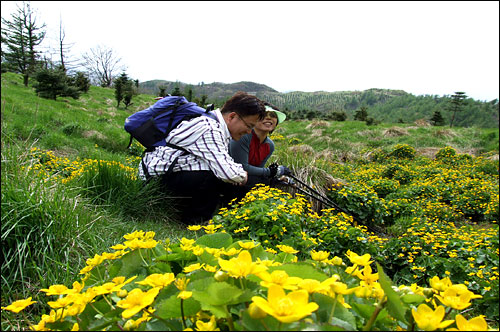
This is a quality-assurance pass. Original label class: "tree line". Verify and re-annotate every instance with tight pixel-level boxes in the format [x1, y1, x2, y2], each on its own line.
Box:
[1, 1, 136, 107]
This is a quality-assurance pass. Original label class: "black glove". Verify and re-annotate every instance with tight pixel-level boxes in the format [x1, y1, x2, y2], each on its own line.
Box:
[269, 163, 291, 178]
[268, 163, 278, 178]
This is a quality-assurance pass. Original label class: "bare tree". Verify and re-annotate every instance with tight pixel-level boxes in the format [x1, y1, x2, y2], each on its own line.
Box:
[57, 16, 77, 72]
[81, 45, 126, 87]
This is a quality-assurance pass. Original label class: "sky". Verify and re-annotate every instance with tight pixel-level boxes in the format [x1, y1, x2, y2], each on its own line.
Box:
[1, 1, 499, 101]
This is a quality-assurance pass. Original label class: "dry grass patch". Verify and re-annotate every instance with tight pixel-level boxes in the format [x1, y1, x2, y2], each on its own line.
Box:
[82, 130, 106, 140]
[306, 120, 330, 129]
[434, 129, 458, 138]
[311, 129, 323, 137]
[416, 147, 441, 159]
[414, 119, 431, 127]
[288, 144, 315, 156]
[383, 127, 408, 137]
[280, 165, 346, 212]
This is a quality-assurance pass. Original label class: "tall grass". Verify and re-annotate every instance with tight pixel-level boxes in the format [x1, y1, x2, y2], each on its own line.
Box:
[72, 158, 179, 222]
[1, 133, 102, 297]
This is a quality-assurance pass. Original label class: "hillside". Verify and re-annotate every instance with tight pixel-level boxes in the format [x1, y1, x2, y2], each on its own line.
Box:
[1, 71, 498, 161]
[140, 80, 499, 128]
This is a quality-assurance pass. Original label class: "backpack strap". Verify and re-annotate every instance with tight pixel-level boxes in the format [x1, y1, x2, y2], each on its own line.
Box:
[126, 134, 134, 150]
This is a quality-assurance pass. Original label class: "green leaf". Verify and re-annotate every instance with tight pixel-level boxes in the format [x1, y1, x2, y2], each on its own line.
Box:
[401, 293, 425, 304]
[268, 263, 330, 281]
[108, 249, 148, 278]
[376, 262, 408, 324]
[198, 303, 229, 319]
[188, 276, 215, 291]
[195, 232, 233, 248]
[351, 302, 376, 320]
[192, 281, 243, 306]
[312, 293, 355, 329]
[155, 294, 201, 319]
[148, 262, 171, 274]
[330, 317, 355, 331]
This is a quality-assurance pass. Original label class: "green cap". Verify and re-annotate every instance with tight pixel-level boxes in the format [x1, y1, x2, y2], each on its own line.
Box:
[265, 106, 286, 124]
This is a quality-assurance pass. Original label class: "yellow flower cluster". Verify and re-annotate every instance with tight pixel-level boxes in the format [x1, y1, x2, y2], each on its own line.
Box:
[26, 147, 138, 184]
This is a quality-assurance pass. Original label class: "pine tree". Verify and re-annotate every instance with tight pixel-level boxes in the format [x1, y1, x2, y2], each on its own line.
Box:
[123, 79, 136, 109]
[448, 92, 466, 128]
[354, 106, 368, 121]
[430, 110, 445, 126]
[114, 72, 129, 107]
[73, 71, 90, 93]
[33, 67, 80, 100]
[1, 1, 46, 86]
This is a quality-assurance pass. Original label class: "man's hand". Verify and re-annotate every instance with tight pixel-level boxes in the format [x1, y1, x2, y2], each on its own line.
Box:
[238, 171, 248, 186]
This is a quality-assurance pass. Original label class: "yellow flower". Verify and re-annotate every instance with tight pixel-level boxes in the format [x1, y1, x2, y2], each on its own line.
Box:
[40, 284, 69, 296]
[251, 284, 319, 323]
[203, 224, 222, 234]
[124, 238, 158, 249]
[238, 240, 259, 250]
[203, 265, 218, 273]
[174, 277, 190, 291]
[345, 250, 372, 266]
[123, 230, 145, 240]
[412, 304, 455, 331]
[180, 237, 196, 250]
[47, 295, 75, 309]
[218, 250, 267, 278]
[221, 247, 241, 256]
[327, 256, 343, 266]
[184, 263, 204, 273]
[429, 276, 452, 292]
[297, 279, 329, 294]
[435, 286, 476, 310]
[187, 225, 202, 231]
[276, 244, 299, 254]
[310, 250, 330, 262]
[265, 248, 278, 254]
[248, 302, 267, 319]
[354, 283, 373, 298]
[358, 265, 379, 285]
[195, 315, 220, 331]
[177, 291, 193, 300]
[191, 246, 204, 256]
[1, 297, 37, 313]
[136, 273, 175, 288]
[259, 270, 302, 290]
[447, 314, 488, 331]
[117, 287, 160, 319]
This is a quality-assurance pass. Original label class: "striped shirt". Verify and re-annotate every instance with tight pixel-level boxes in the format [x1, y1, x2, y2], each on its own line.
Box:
[138, 108, 246, 184]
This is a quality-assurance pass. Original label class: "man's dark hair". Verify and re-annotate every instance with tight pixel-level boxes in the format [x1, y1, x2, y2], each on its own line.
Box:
[221, 91, 266, 119]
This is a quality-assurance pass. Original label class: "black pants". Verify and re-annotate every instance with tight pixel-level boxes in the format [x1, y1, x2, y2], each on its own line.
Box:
[159, 171, 239, 224]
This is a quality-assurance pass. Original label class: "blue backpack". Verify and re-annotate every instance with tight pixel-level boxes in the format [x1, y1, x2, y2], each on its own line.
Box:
[124, 96, 217, 150]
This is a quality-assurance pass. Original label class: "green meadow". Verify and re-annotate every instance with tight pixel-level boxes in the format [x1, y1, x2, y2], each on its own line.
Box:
[1, 72, 498, 331]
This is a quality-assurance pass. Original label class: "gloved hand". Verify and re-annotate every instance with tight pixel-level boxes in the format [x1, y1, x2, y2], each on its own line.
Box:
[269, 163, 291, 178]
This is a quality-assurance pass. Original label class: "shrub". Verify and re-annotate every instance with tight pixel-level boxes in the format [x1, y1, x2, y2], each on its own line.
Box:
[213, 185, 317, 254]
[435, 146, 457, 160]
[389, 144, 416, 159]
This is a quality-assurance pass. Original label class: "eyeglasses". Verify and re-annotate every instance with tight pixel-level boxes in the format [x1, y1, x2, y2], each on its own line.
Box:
[236, 114, 255, 131]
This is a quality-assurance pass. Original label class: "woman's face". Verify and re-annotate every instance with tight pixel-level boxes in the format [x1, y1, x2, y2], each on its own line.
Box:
[255, 111, 278, 133]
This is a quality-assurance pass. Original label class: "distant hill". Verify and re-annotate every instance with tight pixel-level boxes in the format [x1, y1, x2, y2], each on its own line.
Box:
[139, 80, 499, 128]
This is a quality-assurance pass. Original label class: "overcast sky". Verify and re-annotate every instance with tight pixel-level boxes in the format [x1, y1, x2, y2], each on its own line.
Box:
[1, 1, 499, 101]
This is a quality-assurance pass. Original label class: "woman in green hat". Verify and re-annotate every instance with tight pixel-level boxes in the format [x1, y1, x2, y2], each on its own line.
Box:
[229, 102, 291, 199]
